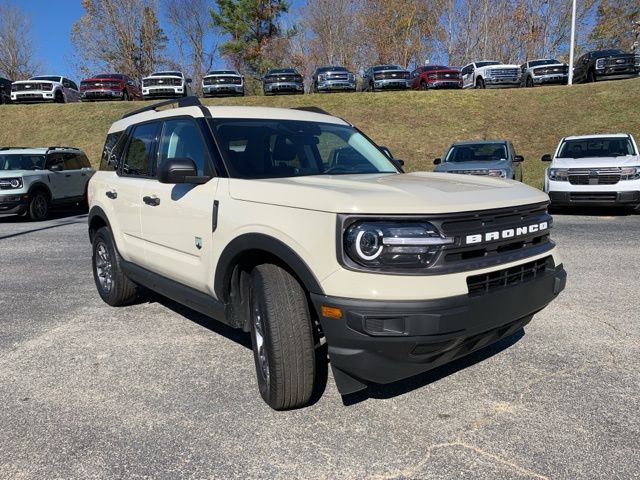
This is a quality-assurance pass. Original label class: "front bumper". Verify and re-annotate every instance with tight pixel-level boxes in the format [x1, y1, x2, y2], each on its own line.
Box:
[81, 89, 122, 100]
[373, 79, 410, 90]
[532, 74, 568, 85]
[0, 194, 28, 215]
[484, 77, 521, 87]
[317, 80, 356, 92]
[311, 261, 566, 394]
[595, 67, 638, 80]
[11, 91, 56, 102]
[263, 82, 304, 94]
[427, 80, 462, 89]
[203, 84, 243, 96]
[142, 87, 184, 98]
[549, 190, 640, 206]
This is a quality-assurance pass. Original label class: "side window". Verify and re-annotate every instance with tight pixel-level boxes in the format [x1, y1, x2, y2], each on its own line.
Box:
[157, 118, 207, 176]
[70, 81, 78, 91]
[77, 153, 91, 168]
[122, 123, 158, 177]
[62, 78, 71, 88]
[63, 153, 81, 170]
[100, 132, 123, 172]
[46, 153, 65, 170]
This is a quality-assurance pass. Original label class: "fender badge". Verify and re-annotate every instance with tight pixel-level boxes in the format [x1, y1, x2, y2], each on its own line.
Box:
[195, 237, 202, 250]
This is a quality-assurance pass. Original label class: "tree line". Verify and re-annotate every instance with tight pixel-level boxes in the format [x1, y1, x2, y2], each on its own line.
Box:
[0, 0, 638, 92]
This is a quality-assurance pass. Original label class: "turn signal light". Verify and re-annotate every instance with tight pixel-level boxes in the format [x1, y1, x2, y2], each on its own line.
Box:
[320, 305, 343, 319]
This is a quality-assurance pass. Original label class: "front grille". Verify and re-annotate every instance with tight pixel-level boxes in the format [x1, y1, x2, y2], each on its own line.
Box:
[467, 256, 554, 295]
[489, 68, 519, 77]
[204, 76, 241, 85]
[143, 78, 181, 87]
[605, 57, 634, 67]
[430, 72, 461, 80]
[13, 83, 50, 91]
[534, 66, 568, 75]
[264, 75, 302, 84]
[568, 169, 621, 185]
[81, 81, 120, 89]
[375, 71, 409, 80]
[437, 202, 553, 268]
[322, 73, 349, 80]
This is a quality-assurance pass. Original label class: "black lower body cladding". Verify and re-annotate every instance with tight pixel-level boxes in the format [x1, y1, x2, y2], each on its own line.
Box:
[311, 262, 566, 395]
[550, 191, 640, 207]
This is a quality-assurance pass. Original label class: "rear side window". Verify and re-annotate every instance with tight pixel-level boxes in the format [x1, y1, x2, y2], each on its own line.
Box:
[157, 118, 207, 176]
[100, 132, 123, 171]
[77, 153, 91, 168]
[121, 123, 158, 177]
[63, 153, 81, 170]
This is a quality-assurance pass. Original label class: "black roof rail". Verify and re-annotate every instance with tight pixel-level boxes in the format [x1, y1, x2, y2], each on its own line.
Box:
[121, 96, 206, 119]
[0, 146, 30, 150]
[46, 146, 81, 152]
[291, 106, 331, 116]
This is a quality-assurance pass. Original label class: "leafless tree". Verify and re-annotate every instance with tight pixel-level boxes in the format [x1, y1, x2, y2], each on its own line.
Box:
[163, 0, 215, 93]
[0, 2, 40, 80]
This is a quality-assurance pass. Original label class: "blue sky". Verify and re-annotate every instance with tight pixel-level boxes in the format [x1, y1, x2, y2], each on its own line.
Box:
[17, 0, 304, 80]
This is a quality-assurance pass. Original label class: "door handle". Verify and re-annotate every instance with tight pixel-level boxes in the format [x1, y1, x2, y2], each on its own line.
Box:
[105, 190, 117, 199]
[143, 195, 160, 206]
[65, 174, 71, 178]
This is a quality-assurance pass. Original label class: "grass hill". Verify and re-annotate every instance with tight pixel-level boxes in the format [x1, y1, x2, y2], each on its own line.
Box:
[1, 78, 639, 189]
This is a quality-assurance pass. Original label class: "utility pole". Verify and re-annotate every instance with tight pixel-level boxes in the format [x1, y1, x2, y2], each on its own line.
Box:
[568, 0, 577, 85]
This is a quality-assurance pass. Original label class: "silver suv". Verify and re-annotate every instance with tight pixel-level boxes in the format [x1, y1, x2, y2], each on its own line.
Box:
[0, 147, 94, 220]
[88, 97, 566, 410]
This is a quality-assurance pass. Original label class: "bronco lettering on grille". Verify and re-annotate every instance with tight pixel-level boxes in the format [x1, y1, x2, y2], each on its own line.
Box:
[464, 222, 549, 245]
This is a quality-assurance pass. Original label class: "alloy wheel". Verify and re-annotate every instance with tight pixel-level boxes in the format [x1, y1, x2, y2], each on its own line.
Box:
[95, 242, 114, 293]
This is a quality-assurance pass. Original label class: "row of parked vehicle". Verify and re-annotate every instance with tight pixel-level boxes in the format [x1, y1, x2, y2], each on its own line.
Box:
[1, 48, 637, 104]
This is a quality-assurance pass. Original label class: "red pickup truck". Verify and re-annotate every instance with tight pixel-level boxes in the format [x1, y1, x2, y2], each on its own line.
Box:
[80, 73, 141, 101]
[410, 65, 462, 90]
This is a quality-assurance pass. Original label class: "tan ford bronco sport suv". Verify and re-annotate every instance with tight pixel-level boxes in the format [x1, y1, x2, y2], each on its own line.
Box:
[88, 97, 566, 410]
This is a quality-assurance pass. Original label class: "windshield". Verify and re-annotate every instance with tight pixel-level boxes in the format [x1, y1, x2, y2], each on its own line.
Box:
[151, 71, 181, 77]
[208, 70, 237, 75]
[210, 119, 399, 179]
[374, 65, 403, 71]
[530, 59, 561, 67]
[95, 73, 123, 79]
[476, 61, 500, 68]
[318, 66, 347, 73]
[445, 143, 508, 162]
[0, 154, 46, 170]
[593, 49, 624, 58]
[30, 76, 61, 82]
[558, 137, 636, 158]
[267, 69, 297, 75]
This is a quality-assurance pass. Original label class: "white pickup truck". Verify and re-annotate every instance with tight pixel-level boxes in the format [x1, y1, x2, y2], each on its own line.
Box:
[543, 134, 640, 210]
[461, 60, 521, 89]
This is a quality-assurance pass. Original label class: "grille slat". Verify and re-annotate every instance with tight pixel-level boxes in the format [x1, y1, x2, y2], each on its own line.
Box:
[568, 168, 622, 185]
[467, 257, 553, 295]
[489, 68, 519, 77]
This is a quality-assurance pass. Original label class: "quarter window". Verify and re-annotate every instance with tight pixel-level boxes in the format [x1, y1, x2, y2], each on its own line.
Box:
[157, 119, 207, 176]
[122, 123, 158, 177]
[100, 132, 123, 172]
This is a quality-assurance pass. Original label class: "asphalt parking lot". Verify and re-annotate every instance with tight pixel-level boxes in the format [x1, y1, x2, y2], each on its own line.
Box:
[0, 209, 638, 479]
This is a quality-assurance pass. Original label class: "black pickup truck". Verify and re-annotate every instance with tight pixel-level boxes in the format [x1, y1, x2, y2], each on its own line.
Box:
[573, 49, 639, 83]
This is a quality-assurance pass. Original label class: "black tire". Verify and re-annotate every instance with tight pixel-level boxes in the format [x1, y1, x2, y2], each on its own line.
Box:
[369, 81, 375, 92]
[27, 189, 49, 221]
[526, 76, 534, 88]
[122, 90, 129, 101]
[587, 70, 597, 83]
[420, 81, 428, 91]
[476, 77, 485, 89]
[54, 91, 65, 103]
[92, 227, 137, 306]
[249, 263, 316, 410]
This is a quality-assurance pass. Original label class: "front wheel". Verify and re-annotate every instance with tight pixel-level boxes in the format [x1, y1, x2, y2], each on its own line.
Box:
[420, 81, 428, 91]
[122, 90, 129, 101]
[92, 227, 138, 306]
[476, 77, 485, 89]
[249, 263, 316, 410]
[526, 76, 534, 88]
[587, 70, 597, 83]
[27, 190, 49, 221]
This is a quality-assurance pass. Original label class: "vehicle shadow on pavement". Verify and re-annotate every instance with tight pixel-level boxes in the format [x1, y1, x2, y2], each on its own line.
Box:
[0, 212, 87, 240]
[341, 329, 525, 406]
[551, 206, 638, 216]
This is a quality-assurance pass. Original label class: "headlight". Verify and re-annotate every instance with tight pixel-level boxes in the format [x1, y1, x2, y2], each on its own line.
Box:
[595, 58, 605, 69]
[318, 74, 326, 81]
[548, 168, 569, 181]
[344, 221, 453, 269]
[487, 169, 508, 178]
[0, 177, 23, 189]
[620, 166, 640, 180]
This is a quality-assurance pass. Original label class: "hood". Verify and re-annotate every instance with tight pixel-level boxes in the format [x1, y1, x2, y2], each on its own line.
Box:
[552, 156, 640, 169]
[434, 159, 511, 172]
[205, 73, 240, 78]
[143, 74, 182, 80]
[376, 67, 409, 73]
[13, 79, 58, 85]
[479, 64, 519, 70]
[228, 172, 547, 214]
[81, 76, 123, 82]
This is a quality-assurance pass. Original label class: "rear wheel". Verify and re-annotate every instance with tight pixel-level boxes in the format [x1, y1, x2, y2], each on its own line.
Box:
[27, 190, 49, 221]
[249, 263, 316, 410]
[92, 227, 137, 306]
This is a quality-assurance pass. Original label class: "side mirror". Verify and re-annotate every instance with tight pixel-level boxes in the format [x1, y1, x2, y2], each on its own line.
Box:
[49, 164, 63, 172]
[186, 78, 193, 84]
[513, 155, 524, 162]
[433, 158, 442, 165]
[158, 158, 209, 184]
[379, 146, 393, 159]
[541, 154, 552, 162]
[393, 159, 405, 168]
